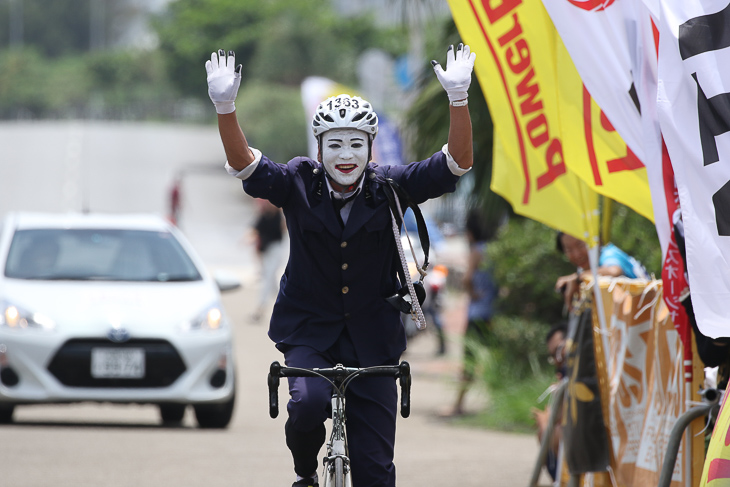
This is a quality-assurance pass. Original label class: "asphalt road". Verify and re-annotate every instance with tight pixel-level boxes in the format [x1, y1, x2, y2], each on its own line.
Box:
[0, 121, 549, 486]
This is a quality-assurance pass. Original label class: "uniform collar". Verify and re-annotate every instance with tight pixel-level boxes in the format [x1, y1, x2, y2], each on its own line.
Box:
[309, 162, 382, 212]
[325, 174, 365, 200]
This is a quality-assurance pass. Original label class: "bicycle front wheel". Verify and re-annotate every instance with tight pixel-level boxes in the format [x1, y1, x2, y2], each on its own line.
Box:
[334, 457, 345, 487]
[322, 458, 344, 487]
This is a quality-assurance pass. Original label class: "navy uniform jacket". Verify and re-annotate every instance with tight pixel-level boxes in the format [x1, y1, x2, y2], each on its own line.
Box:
[241, 150, 462, 367]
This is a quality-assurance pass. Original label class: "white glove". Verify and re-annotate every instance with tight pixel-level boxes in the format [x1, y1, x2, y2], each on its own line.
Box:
[431, 44, 476, 103]
[205, 49, 242, 115]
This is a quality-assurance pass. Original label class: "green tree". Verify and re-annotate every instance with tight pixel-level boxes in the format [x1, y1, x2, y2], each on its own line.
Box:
[0, 47, 175, 119]
[406, 18, 509, 233]
[0, 0, 143, 56]
[152, 0, 392, 98]
[0, 0, 91, 56]
[486, 217, 574, 323]
[236, 81, 308, 164]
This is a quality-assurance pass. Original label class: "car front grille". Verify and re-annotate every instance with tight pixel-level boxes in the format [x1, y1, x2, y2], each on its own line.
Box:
[47, 339, 187, 388]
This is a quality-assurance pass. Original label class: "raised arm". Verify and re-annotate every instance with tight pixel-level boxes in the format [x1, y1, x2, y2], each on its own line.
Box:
[432, 44, 476, 169]
[447, 101, 473, 170]
[205, 50, 256, 170]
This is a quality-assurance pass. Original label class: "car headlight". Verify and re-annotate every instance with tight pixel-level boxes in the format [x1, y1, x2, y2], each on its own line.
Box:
[0, 301, 56, 331]
[182, 304, 226, 332]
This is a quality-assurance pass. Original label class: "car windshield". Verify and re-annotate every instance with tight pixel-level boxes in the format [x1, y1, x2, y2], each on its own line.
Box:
[4, 228, 202, 282]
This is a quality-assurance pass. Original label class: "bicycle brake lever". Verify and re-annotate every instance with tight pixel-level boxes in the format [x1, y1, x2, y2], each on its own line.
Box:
[399, 361, 411, 418]
[268, 361, 281, 418]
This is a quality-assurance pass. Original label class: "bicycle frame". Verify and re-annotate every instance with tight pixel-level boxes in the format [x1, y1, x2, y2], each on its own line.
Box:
[325, 392, 351, 487]
[268, 361, 411, 487]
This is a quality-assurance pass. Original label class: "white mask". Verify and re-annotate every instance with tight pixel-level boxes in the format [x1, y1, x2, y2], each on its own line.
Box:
[320, 129, 369, 188]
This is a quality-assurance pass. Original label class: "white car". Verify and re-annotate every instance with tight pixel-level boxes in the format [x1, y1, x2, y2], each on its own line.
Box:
[0, 212, 240, 428]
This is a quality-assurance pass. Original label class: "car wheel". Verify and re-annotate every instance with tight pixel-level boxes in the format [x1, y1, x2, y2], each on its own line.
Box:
[159, 403, 187, 425]
[0, 404, 15, 424]
[193, 391, 235, 429]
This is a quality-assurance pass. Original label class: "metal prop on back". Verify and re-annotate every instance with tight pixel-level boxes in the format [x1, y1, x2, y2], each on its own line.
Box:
[383, 178, 429, 330]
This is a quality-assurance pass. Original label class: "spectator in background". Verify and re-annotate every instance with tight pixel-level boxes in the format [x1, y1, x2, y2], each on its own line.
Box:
[545, 321, 567, 380]
[423, 264, 448, 356]
[554, 232, 648, 312]
[251, 198, 285, 323]
[532, 321, 568, 482]
[402, 209, 447, 355]
[169, 175, 182, 226]
[442, 207, 497, 417]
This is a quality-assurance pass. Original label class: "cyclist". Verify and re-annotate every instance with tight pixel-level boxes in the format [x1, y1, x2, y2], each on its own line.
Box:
[205, 44, 476, 487]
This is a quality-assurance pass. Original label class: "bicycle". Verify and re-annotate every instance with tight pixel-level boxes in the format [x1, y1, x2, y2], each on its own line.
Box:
[268, 361, 412, 487]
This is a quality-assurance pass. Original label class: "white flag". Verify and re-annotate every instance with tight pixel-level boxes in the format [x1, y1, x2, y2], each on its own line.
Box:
[654, 0, 730, 339]
[540, 1, 648, 158]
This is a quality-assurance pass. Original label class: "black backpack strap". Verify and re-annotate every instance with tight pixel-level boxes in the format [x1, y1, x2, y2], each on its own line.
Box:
[384, 178, 430, 271]
[382, 185, 408, 288]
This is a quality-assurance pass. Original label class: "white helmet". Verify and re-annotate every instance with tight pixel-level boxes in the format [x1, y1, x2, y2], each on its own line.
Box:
[312, 94, 378, 139]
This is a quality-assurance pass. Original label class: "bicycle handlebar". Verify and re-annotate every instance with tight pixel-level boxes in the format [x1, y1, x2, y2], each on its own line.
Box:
[267, 361, 412, 419]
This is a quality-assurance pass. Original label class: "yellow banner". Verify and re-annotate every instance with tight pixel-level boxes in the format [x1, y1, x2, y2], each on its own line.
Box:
[447, 0, 654, 242]
[701, 398, 730, 486]
[555, 45, 654, 223]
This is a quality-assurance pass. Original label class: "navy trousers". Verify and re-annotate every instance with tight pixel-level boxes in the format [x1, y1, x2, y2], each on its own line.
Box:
[282, 330, 398, 487]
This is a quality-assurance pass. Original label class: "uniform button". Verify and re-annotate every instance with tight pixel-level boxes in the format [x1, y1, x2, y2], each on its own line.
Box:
[342, 286, 349, 294]
[369, 172, 375, 179]
[313, 168, 320, 174]
[345, 313, 351, 319]
[341, 263, 348, 270]
[340, 241, 347, 248]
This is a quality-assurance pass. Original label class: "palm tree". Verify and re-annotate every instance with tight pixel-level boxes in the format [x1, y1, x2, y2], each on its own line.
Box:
[405, 17, 509, 236]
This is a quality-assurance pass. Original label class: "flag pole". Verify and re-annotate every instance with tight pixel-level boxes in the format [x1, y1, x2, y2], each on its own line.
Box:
[600, 196, 613, 246]
[582, 186, 609, 370]
[596, 196, 613, 367]
[588, 244, 610, 373]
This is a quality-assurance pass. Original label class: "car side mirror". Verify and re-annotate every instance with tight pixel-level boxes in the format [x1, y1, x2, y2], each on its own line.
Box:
[213, 270, 242, 292]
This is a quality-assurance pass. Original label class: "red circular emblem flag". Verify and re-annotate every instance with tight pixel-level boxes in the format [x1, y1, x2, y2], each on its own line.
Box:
[566, 0, 616, 11]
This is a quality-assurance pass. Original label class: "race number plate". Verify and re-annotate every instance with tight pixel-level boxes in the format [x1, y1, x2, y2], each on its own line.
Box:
[91, 348, 145, 379]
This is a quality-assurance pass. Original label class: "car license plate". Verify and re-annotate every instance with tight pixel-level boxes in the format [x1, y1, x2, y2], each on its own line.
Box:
[91, 348, 145, 379]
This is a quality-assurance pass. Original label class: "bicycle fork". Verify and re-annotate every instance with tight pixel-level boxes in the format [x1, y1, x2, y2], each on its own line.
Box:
[322, 394, 352, 487]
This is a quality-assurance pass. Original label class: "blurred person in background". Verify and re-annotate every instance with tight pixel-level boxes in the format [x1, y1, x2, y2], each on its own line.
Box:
[168, 175, 182, 226]
[401, 261, 448, 356]
[531, 321, 567, 482]
[423, 263, 448, 356]
[442, 207, 497, 417]
[251, 198, 286, 323]
[401, 209, 448, 355]
[554, 232, 648, 312]
[205, 44, 476, 487]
